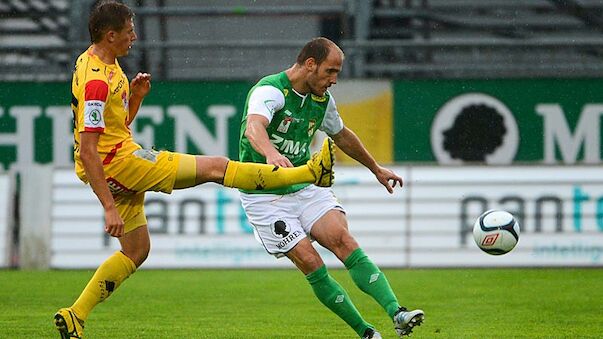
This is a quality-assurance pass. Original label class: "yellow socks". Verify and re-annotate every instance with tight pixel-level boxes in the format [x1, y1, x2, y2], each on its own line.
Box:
[71, 251, 137, 321]
[223, 160, 314, 190]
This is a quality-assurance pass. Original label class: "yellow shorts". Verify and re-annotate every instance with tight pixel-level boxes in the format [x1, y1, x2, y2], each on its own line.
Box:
[100, 149, 196, 233]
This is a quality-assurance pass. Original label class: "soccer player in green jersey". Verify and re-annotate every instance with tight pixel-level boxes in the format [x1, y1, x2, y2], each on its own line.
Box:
[238, 37, 424, 338]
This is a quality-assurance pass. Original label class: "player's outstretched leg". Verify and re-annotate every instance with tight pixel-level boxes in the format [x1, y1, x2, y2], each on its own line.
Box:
[54, 308, 84, 339]
[393, 307, 425, 337]
[306, 137, 335, 187]
[223, 137, 335, 190]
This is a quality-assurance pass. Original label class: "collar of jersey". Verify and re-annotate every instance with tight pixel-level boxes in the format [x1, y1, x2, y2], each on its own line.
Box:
[86, 46, 119, 69]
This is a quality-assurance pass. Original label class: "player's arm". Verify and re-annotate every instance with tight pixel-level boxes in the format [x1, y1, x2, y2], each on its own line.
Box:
[79, 132, 124, 237]
[332, 127, 402, 193]
[127, 72, 151, 125]
[244, 86, 292, 167]
[322, 95, 402, 193]
[81, 79, 125, 237]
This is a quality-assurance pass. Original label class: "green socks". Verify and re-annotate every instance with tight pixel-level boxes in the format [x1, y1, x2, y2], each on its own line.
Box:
[344, 248, 400, 318]
[306, 265, 372, 337]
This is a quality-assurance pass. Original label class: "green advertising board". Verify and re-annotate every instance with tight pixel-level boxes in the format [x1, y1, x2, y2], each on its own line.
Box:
[0, 81, 252, 171]
[3, 79, 603, 171]
[394, 79, 603, 164]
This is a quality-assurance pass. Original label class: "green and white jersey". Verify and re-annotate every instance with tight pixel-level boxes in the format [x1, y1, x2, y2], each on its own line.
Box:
[239, 72, 344, 194]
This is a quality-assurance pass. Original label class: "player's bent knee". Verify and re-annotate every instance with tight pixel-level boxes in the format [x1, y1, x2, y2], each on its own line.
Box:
[124, 248, 149, 267]
[325, 232, 359, 261]
[130, 251, 149, 267]
[287, 243, 324, 274]
[195, 156, 229, 184]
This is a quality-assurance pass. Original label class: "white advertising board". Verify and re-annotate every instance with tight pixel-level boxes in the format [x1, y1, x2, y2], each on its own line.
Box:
[50, 166, 603, 268]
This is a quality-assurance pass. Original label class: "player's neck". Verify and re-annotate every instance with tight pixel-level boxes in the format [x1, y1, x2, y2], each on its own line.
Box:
[91, 43, 117, 65]
[285, 65, 310, 95]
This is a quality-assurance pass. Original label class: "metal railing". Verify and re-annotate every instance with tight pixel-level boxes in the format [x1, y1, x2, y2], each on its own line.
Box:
[2, 0, 603, 81]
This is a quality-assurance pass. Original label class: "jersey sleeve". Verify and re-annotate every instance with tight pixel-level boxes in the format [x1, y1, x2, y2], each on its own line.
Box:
[81, 79, 109, 133]
[319, 94, 344, 135]
[247, 85, 285, 123]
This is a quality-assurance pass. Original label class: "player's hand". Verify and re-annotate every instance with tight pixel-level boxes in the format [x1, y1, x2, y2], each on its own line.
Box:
[104, 206, 125, 237]
[374, 166, 403, 194]
[265, 151, 294, 168]
[130, 72, 151, 98]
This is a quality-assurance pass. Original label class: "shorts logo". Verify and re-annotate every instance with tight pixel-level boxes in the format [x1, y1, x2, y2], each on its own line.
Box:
[106, 177, 136, 195]
[272, 220, 289, 238]
[272, 220, 303, 250]
[133, 149, 159, 163]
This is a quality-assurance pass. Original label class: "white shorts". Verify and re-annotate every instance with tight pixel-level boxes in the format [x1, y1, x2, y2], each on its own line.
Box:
[240, 185, 344, 257]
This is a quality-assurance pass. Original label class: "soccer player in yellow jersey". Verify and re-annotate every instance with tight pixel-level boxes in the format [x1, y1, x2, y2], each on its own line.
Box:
[53, 2, 334, 338]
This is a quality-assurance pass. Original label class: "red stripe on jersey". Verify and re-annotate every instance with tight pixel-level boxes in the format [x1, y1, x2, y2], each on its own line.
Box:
[102, 141, 123, 165]
[84, 127, 104, 132]
[85, 79, 109, 101]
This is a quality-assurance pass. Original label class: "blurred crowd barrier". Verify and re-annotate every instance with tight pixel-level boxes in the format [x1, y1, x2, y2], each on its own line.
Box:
[3, 166, 603, 269]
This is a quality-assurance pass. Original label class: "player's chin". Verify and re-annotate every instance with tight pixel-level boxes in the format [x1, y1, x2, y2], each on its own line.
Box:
[313, 89, 327, 97]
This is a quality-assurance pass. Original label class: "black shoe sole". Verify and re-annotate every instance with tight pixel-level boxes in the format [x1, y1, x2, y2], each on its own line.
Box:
[398, 313, 425, 336]
[54, 313, 70, 339]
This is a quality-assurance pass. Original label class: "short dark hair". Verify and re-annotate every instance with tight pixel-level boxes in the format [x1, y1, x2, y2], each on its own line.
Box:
[296, 37, 338, 66]
[88, 1, 134, 43]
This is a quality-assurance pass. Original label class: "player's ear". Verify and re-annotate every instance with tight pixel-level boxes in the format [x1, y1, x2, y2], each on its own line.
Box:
[106, 30, 115, 43]
[304, 57, 317, 72]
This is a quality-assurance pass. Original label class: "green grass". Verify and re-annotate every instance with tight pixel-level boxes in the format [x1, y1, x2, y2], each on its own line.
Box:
[1, 268, 602, 338]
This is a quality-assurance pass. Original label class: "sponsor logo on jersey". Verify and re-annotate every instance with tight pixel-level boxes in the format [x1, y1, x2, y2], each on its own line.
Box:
[89, 109, 101, 125]
[270, 134, 308, 156]
[113, 77, 124, 94]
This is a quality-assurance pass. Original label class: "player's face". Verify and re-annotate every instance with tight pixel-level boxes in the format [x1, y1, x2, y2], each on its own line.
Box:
[307, 48, 342, 96]
[113, 19, 137, 57]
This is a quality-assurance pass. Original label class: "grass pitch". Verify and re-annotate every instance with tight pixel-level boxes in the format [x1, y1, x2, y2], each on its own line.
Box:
[0, 268, 601, 338]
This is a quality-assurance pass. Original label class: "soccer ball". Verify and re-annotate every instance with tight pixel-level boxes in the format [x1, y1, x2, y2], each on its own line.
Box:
[473, 209, 520, 255]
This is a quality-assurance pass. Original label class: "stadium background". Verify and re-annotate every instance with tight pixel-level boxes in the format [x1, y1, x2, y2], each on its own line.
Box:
[2, 0, 603, 270]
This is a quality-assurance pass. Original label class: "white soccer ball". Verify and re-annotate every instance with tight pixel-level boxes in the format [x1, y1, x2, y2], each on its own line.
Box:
[473, 209, 520, 255]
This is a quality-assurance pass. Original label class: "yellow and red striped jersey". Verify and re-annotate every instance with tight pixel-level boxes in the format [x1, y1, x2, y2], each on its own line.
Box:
[71, 46, 141, 180]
